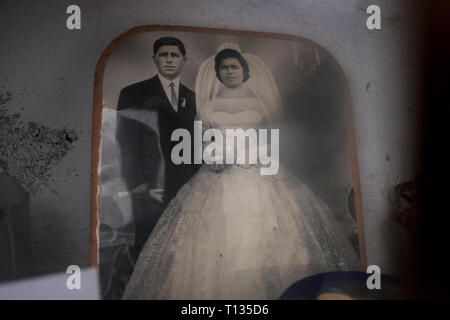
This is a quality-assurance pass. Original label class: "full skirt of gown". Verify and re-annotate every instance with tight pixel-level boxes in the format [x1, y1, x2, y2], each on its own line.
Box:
[123, 164, 360, 299]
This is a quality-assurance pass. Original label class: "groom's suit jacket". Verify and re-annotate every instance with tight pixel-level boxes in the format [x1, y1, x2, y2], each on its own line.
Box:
[116, 75, 198, 205]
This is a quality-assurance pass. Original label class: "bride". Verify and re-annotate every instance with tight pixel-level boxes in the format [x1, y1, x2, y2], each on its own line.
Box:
[123, 43, 360, 300]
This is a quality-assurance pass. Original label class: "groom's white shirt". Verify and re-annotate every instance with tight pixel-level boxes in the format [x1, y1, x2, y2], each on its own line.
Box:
[157, 73, 180, 112]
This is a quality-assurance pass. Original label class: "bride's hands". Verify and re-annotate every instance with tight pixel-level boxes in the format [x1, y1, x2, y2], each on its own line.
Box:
[210, 163, 226, 172]
[148, 188, 164, 203]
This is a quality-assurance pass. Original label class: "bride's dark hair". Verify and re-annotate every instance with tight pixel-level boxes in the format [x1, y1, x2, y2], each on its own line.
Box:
[214, 49, 250, 83]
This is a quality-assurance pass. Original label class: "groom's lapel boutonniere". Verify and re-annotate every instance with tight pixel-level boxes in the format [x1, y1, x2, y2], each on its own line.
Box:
[181, 97, 187, 108]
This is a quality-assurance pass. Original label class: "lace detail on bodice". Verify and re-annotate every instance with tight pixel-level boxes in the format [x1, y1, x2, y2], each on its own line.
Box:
[201, 97, 267, 170]
[212, 97, 261, 114]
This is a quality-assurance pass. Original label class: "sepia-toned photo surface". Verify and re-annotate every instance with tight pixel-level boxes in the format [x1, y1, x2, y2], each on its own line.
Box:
[96, 27, 364, 300]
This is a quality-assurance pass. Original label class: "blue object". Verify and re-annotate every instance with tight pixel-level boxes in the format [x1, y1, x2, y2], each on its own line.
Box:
[279, 271, 402, 300]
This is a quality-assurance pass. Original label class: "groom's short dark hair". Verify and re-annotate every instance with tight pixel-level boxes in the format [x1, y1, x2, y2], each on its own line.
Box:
[153, 37, 186, 56]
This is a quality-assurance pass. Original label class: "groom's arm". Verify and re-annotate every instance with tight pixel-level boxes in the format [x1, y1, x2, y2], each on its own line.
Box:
[117, 84, 138, 110]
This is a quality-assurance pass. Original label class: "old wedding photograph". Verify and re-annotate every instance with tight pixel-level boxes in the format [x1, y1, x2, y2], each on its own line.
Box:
[94, 27, 364, 300]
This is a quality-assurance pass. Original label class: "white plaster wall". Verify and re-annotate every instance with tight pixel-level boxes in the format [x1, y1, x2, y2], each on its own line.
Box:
[0, 0, 421, 276]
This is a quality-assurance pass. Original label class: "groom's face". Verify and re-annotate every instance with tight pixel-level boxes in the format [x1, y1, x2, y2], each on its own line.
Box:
[153, 45, 186, 80]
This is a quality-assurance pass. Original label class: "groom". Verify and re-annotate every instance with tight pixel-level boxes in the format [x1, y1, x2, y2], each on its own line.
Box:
[116, 37, 198, 258]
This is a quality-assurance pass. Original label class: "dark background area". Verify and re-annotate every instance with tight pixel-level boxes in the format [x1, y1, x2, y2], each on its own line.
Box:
[409, 0, 450, 299]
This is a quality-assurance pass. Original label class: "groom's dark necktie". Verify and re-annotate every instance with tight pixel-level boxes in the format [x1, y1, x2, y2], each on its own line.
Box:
[169, 82, 178, 112]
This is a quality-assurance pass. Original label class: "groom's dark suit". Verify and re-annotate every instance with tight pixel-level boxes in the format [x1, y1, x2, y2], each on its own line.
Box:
[116, 75, 198, 257]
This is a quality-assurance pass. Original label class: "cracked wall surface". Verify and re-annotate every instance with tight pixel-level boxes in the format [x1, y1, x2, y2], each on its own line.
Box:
[0, 0, 422, 276]
[1, 102, 78, 195]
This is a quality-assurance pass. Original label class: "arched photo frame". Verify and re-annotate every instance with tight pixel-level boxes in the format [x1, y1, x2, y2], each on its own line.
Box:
[90, 25, 367, 299]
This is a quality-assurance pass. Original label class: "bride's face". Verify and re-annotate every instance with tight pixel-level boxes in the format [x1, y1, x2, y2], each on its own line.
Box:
[219, 58, 244, 88]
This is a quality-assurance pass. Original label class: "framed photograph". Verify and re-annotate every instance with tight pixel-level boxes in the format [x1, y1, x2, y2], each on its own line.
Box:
[90, 25, 366, 299]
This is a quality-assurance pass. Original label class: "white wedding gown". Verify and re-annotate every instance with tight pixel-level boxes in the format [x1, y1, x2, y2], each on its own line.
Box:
[123, 97, 360, 300]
